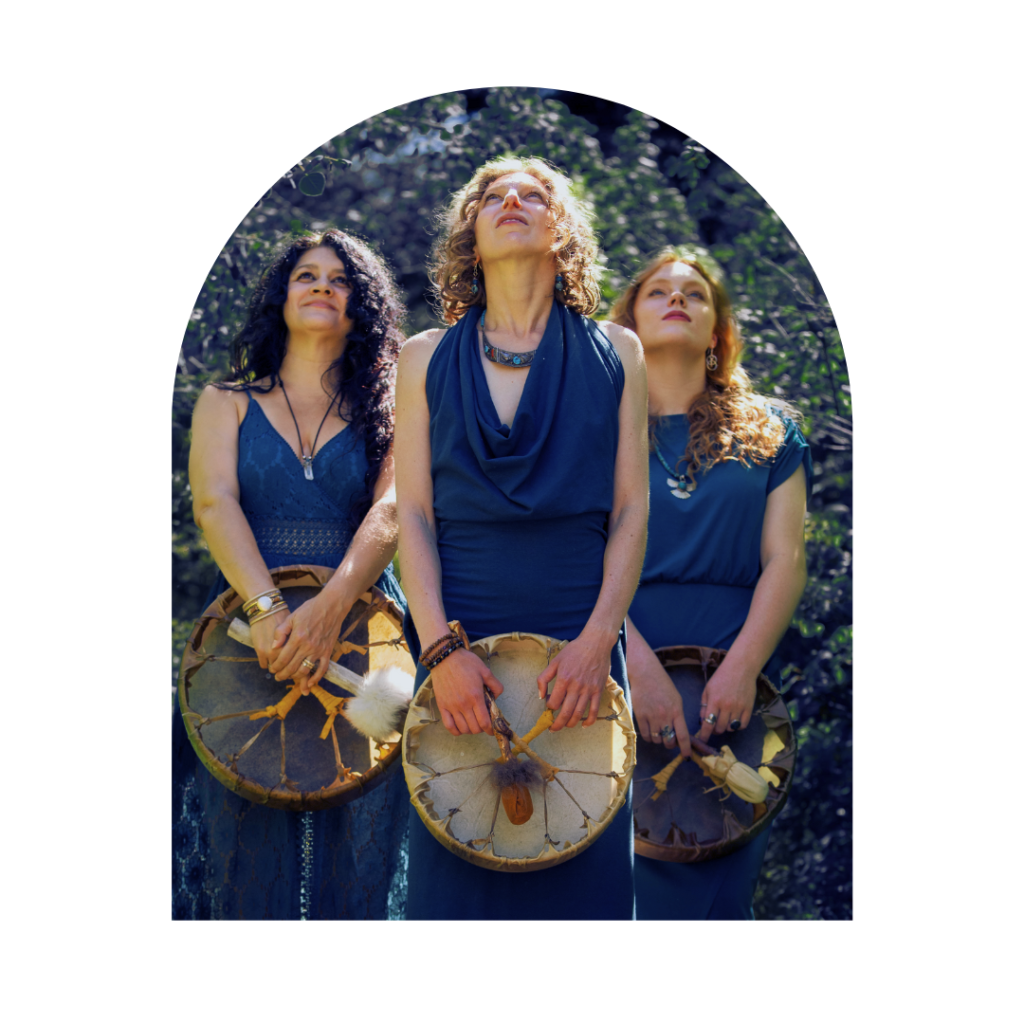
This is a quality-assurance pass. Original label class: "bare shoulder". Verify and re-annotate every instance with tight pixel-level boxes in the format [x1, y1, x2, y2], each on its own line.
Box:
[398, 327, 448, 377]
[193, 383, 247, 427]
[595, 321, 644, 373]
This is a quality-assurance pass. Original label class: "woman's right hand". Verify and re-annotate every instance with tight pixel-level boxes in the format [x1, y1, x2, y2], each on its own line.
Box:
[249, 609, 293, 676]
[630, 651, 691, 759]
[429, 648, 504, 737]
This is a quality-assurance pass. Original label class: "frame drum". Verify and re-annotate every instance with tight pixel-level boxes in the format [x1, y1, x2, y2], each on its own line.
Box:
[403, 632, 636, 872]
[633, 645, 796, 863]
[179, 564, 413, 811]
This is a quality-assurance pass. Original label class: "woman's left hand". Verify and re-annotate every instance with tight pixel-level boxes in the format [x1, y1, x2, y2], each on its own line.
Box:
[268, 593, 349, 696]
[537, 637, 612, 731]
[697, 658, 758, 742]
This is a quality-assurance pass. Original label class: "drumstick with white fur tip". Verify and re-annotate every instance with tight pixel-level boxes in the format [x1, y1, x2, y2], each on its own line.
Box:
[226, 617, 413, 743]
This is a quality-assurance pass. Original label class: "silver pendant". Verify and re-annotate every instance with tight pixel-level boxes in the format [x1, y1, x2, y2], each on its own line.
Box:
[303, 458, 314, 481]
[671, 488, 691, 500]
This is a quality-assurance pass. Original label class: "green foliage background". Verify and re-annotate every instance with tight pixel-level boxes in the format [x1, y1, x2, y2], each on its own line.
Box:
[172, 87, 852, 920]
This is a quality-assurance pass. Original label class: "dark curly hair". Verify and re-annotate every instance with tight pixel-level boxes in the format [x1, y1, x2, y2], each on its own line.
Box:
[219, 229, 405, 526]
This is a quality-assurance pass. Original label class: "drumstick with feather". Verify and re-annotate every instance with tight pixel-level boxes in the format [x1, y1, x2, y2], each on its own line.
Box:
[485, 690, 542, 826]
[227, 617, 413, 743]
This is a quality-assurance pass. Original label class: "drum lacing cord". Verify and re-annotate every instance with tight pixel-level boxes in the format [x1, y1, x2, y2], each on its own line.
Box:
[328, 594, 408, 659]
[309, 685, 346, 740]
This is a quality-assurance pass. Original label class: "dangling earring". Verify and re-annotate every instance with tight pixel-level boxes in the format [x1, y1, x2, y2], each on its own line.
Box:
[705, 348, 718, 372]
[471, 263, 480, 296]
[554, 273, 564, 293]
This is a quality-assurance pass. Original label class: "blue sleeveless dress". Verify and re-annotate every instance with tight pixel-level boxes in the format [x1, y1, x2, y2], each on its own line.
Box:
[630, 411, 811, 919]
[171, 392, 409, 920]
[404, 302, 636, 920]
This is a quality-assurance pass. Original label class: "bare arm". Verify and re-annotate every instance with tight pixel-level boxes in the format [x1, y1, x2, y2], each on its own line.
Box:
[395, 331, 503, 736]
[697, 465, 808, 741]
[625, 614, 691, 757]
[190, 386, 293, 672]
[538, 323, 650, 730]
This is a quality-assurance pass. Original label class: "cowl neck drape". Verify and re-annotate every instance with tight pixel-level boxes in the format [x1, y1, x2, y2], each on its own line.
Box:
[426, 301, 624, 522]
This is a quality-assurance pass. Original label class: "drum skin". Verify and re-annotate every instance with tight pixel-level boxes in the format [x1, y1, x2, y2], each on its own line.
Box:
[403, 632, 636, 873]
[633, 645, 796, 864]
[178, 565, 414, 811]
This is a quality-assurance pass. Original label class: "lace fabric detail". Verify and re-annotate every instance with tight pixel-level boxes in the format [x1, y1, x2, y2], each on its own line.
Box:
[248, 515, 354, 564]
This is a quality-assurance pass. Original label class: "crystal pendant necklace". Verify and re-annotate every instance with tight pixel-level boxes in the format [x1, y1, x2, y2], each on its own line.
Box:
[479, 309, 539, 368]
[280, 380, 335, 481]
[653, 439, 696, 500]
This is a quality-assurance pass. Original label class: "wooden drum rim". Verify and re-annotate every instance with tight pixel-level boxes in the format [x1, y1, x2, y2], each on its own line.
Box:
[403, 631, 637, 873]
[178, 564, 411, 811]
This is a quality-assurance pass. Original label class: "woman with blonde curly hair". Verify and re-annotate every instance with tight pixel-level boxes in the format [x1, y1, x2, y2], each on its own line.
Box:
[395, 156, 648, 919]
[610, 247, 811, 919]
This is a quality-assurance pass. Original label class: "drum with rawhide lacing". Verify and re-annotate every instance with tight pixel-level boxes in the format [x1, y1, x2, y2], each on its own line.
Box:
[403, 630, 636, 872]
[178, 564, 414, 811]
[633, 645, 796, 863]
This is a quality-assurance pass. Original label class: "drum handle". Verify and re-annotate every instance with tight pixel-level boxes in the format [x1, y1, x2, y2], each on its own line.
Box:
[227, 618, 365, 696]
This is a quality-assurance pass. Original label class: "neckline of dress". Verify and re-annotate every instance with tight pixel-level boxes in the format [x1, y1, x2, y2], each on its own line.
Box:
[472, 300, 556, 435]
[245, 392, 351, 468]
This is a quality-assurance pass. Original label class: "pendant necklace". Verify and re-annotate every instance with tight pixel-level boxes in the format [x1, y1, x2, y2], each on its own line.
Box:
[479, 309, 539, 368]
[280, 380, 335, 481]
[653, 439, 696, 500]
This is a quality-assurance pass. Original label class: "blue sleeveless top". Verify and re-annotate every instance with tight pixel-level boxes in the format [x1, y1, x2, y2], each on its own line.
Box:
[229, 394, 404, 607]
[172, 391, 407, 920]
[404, 302, 635, 921]
[629, 412, 811, 659]
[421, 301, 624, 643]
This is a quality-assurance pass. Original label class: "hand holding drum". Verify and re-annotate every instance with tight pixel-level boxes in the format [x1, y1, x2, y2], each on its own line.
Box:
[227, 617, 412, 742]
[633, 645, 796, 863]
[179, 567, 415, 811]
[403, 631, 636, 872]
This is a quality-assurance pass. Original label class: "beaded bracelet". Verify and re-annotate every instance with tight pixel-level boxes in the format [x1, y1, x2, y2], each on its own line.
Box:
[248, 599, 289, 626]
[419, 620, 469, 669]
[422, 637, 465, 670]
[419, 630, 459, 664]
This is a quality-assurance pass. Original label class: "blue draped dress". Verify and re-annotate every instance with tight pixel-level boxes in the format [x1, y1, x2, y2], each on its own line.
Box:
[630, 411, 811, 919]
[404, 302, 636, 920]
[172, 391, 409, 920]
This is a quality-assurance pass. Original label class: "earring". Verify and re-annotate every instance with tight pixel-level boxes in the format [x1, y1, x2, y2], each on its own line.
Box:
[705, 348, 718, 371]
[471, 264, 480, 296]
[554, 273, 564, 293]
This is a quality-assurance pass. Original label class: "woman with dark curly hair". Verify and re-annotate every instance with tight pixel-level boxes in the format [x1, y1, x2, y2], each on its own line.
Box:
[395, 156, 648, 919]
[610, 248, 811, 919]
[172, 229, 408, 919]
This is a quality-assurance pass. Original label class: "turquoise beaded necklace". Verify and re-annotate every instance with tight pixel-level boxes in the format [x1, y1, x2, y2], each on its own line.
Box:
[479, 309, 539, 368]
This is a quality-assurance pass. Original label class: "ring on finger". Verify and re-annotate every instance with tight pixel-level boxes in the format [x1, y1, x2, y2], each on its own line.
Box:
[704, 712, 717, 726]
[301, 658, 317, 672]
[659, 726, 676, 741]
[729, 719, 742, 731]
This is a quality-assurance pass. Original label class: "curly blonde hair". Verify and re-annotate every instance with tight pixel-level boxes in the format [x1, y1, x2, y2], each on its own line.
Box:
[430, 155, 601, 324]
[610, 246, 796, 483]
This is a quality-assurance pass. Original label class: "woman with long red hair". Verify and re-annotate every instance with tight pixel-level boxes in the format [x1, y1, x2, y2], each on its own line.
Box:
[611, 247, 811, 919]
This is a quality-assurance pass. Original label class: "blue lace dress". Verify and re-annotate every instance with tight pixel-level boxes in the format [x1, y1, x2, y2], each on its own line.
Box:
[172, 393, 408, 920]
[630, 412, 811, 919]
[403, 303, 635, 920]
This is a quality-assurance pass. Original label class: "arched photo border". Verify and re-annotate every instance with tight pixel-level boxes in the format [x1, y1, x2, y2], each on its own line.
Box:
[157, 70, 864, 937]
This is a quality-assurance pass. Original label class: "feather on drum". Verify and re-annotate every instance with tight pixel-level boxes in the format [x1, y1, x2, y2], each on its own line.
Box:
[403, 632, 636, 872]
[178, 565, 415, 811]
